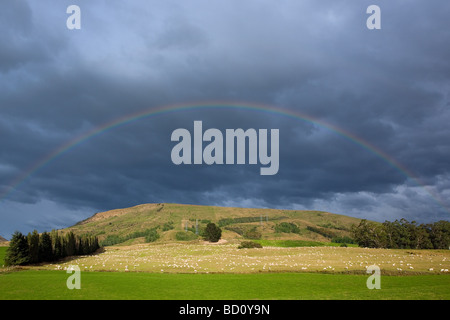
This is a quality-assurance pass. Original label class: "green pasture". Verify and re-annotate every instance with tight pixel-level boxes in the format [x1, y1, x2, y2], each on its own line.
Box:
[0, 270, 448, 300]
[0, 247, 7, 266]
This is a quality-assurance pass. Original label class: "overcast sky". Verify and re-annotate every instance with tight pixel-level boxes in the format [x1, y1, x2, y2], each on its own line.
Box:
[1, 0, 449, 238]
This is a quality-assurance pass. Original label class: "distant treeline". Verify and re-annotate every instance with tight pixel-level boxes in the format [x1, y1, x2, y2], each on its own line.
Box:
[306, 225, 337, 239]
[101, 227, 160, 246]
[351, 219, 450, 249]
[4, 230, 100, 266]
[218, 216, 263, 227]
[218, 215, 285, 227]
[274, 222, 301, 234]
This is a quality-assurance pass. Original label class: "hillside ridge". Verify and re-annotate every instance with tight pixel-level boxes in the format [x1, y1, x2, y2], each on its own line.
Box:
[65, 203, 362, 245]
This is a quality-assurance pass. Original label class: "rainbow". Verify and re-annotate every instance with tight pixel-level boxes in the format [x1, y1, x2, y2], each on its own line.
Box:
[1, 101, 449, 214]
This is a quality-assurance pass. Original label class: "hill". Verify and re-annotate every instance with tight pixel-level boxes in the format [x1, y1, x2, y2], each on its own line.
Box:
[0, 235, 9, 247]
[63, 203, 362, 246]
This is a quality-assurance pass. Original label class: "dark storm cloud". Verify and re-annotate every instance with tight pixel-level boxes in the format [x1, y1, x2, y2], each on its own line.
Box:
[0, 0, 42, 72]
[1, 0, 449, 237]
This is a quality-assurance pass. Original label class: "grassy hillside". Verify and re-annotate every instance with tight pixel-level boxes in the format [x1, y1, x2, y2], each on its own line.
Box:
[64, 203, 362, 246]
[0, 235, 8, 247]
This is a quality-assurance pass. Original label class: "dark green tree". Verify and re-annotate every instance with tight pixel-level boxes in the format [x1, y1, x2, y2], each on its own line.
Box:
[4, 231, 30, 266]
[39, 231, 53, 262]
[65, 231, 76, 256]
[275, 222, 301, 234]
[76, 235, 83, 255]
[428, 220, 450, 249]
[204, 223, 222, 242]
[351, 220, 372, 247]
[244, 227, 262, 240]
[79, 235, 93, 255]
[145, 229, 160, 243]
[27, 230, 40, 263]
[353, 219, 448, 249]
[383, 220, 398, 248]
[93, 235, 100, 252]
[351, 219, 386, 248]
[51, 230, 63, 259]
[414, 223, 433, 249]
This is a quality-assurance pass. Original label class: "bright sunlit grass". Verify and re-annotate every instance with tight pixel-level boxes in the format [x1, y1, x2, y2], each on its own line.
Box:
[1, 270, 449, 300]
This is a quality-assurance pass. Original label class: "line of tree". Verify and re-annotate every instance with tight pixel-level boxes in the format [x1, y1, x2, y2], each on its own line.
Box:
[4, 230, 100, 266]
[351, 219, 450, 249]
[306, 225, 337, 239]
[331, 236, 356, 244]
[217, 215, 285, 227]
[275, 222, 301, 234]
[218, 217, 262, 227]
[100, 227, 160, 246]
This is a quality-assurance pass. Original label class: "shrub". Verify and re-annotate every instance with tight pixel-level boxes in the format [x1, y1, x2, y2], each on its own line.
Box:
[275, 222, 301, 234]
[238, 241, 263, 249]
[145, 229, 160, 243]
[203, 223, 222, 242]
[331, 236, 355, 244]
[218, 216, 265, 227]
[101, 227, 160, 246]
[162, 221, 174, 231]
[243, 227, 262, 240]
[218, 218, 235, 227]
[224, 226, 245, 235]
[319, 223, 349, 231]
[101, 234, 124, 246]
[306, 226, 336, 239]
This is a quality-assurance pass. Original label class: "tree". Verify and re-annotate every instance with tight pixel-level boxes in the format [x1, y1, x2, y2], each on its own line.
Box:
[351, 219, 386, 248]
[413, 223, 433, 249]
[93, 235, 100, 252]
[244, 227, 262, 240]
[65, 231, 76, 256]
[383, 220, 398, 249]
[28, 230, 40, 263]
[80, 235, 89, 255]
[238, 241, 263, 249]
[351, 220, 372, 247]
[39, 232, 53, 262]
[353, 219, 448, 249]
[204, 223, 222, 242]
[51, 230, 63, 259]
[145, 229, 160, 243]
[4, 231, 30, 266]
[428, 220, 450, 249]
[76, 235, 83, 255]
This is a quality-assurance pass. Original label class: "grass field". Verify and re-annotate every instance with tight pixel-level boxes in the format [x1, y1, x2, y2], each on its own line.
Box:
[253, 239, 358, 247]
[0, 270, 449, 300]
[0, 247, 7, 266]
[1, 242, 449, 300]
[32, 242, 450, 274]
